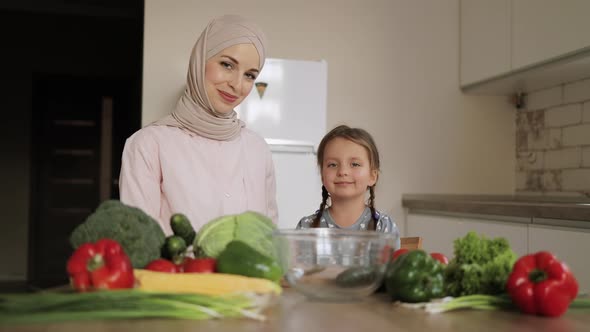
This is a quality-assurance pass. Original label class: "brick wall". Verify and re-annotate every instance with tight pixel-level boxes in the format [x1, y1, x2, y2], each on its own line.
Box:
[516, 78, 590, 197]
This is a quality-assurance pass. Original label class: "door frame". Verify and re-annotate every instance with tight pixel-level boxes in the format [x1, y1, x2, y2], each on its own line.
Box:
[27, 73, 141, 288]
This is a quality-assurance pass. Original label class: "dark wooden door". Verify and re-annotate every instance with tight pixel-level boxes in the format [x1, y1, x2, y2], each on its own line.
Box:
[29, 75, 138, 289]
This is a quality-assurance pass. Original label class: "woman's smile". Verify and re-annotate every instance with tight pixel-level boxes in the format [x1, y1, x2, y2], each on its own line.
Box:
[218, 90, 238, 103]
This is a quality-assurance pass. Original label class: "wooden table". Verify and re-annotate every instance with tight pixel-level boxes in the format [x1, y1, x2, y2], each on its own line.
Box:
[3, 289, 589, 332]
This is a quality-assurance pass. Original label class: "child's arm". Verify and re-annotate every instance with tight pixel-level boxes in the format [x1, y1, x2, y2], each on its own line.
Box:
[377, 213, 401, 248]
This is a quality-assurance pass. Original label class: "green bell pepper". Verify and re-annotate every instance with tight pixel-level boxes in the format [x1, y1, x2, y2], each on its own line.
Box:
[384, 249, 445, 303]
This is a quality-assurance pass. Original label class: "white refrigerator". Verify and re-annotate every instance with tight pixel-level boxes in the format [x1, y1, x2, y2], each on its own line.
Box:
[236, 58, 327, 230]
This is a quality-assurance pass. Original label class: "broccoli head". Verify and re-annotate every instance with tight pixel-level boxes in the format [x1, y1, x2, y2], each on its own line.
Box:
[69, 200, 166, 268]
[444, 231, 517, 296]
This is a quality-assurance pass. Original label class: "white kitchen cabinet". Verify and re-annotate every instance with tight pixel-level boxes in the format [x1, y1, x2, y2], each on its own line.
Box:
[460, 0, 511, 86]
[512, 0, 590, 70]
[529, 220, 590, 294]
[407, 212, 529, 259]
[407, 213, 464, 259]
[460, 0, 590, 94]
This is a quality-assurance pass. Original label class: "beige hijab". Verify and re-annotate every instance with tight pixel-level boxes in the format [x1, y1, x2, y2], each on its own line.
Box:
[153, 15, 267, 141]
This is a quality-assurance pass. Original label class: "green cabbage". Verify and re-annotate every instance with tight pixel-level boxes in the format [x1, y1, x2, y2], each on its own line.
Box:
[193, 211, 276, 259]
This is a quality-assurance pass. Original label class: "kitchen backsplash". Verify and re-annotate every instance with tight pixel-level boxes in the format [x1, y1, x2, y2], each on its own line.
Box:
[516, 77, 590, 198]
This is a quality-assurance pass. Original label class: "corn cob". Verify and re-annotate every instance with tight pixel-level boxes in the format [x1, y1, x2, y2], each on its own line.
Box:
[134, 269, 282, 296]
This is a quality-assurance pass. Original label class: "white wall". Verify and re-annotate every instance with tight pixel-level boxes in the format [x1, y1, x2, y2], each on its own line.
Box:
[143, 0, 515, 235]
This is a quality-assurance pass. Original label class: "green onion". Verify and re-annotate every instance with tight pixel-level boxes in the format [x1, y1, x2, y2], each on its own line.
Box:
[0, 289, 267, 325]
[424, 294, 590, 314]
[570, 298, 590, 309]
[424, 294, 514, 313]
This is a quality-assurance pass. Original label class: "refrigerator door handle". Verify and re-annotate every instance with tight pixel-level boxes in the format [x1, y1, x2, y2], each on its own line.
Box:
[265, 139, 317, 154]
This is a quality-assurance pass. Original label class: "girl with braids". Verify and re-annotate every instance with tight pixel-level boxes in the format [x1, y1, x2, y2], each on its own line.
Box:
[296, 125, 400, 240]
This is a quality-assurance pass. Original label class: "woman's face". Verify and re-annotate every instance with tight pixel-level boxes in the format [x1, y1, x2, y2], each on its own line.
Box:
[205, 43, 260, 114]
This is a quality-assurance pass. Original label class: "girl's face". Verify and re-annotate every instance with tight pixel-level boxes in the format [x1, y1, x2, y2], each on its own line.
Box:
[321, 137, 378, 202]
[205, 43, 260, 114]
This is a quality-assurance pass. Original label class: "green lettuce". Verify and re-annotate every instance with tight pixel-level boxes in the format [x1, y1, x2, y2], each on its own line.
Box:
[444, 231, 517, 296]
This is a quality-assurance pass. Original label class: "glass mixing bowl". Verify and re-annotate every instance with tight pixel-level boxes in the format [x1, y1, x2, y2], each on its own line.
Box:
[272, 228, 399, 301]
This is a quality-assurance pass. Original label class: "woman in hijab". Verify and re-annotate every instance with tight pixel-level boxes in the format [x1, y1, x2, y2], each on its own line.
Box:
[119, 15, 278, 234]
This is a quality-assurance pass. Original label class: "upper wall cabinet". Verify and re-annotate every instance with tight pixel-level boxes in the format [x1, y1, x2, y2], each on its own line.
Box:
[460, 0, 511, 86]
[460, 0, 590, 95]
[512, 0, 590, 69]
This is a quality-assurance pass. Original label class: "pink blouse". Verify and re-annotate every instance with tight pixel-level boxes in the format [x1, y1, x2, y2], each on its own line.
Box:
[118, 125, 278, 235]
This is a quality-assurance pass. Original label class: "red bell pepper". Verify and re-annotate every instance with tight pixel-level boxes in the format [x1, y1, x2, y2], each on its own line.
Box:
[392, 248, 409, 261]
[506, 251, 579, 317]
[66, 238, 135, 292]
[430, 252, 449, 265]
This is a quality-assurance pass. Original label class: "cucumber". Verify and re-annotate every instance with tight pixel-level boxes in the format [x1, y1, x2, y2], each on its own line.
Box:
[162, 235, 187, 263]
[334, 266, 378, 288]
[170, 213, 196, 245]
